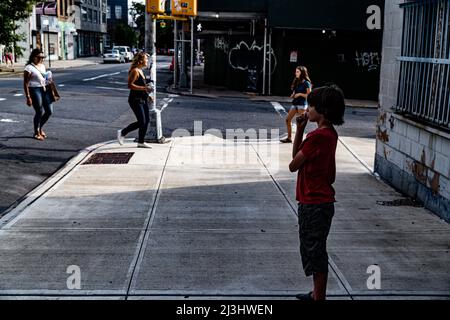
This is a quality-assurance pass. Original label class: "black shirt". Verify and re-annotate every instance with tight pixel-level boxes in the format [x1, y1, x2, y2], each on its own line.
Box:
[128, 70, 147, 102]
[292, 80, 311, 106]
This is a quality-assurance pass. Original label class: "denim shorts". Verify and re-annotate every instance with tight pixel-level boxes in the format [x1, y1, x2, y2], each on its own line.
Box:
[298, 202, 335, 276]
[290, 104, 308, 111]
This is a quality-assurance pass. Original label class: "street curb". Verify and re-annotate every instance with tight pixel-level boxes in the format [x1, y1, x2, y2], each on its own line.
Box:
[0, 139, 116, 228]
[0, 62, 101, 78]
[166, 85, 378, 108]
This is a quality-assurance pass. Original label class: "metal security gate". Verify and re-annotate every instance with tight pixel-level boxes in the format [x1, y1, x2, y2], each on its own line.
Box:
[397, 0, 450, 129]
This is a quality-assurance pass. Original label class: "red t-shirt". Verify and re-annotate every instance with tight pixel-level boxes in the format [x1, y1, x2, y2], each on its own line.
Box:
[296, 127, 338, 204]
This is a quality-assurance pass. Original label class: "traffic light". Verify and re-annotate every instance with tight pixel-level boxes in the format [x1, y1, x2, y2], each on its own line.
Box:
[147, 0, 166, 14]
[171, 0, 197, 17]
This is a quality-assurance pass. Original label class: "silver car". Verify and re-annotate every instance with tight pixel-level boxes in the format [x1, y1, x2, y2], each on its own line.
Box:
[103, 49, 125, 63]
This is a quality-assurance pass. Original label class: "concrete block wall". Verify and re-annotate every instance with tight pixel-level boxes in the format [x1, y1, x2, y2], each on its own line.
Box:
[375, 0, 450, 222]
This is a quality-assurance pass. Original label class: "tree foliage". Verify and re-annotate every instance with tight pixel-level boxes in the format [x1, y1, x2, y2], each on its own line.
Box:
[130, 1, 145, 49]
[129, 1, 174, 50]
[113, 23, 138, 47]
[0, 0, 38, 56]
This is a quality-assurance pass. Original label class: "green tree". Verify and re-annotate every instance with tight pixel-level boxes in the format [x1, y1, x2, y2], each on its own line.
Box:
[0, 0, 38, 58]
[130, 1, 145, 48]
[130, 1, 174, 51]
[113, 23, 138, 47]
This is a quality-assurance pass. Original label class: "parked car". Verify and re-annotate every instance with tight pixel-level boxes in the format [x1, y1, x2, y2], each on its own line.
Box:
[103, 49, 125, 63]
[112, 46, 133, 62]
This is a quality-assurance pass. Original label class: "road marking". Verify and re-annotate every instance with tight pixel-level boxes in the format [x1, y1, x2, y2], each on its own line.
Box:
[13, 93, 23, 97]
[160, 98, 173, 111]
[95, 86, 129, 92]
[83, 72, 120, 82]
[0, 119, 20, 123]
[58, 84, 65, 87]
[270, 101, 288, 117]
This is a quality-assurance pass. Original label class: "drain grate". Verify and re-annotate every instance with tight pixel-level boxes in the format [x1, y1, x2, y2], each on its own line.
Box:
[376, 198, 423, 207]
[83, 152, 134, 165]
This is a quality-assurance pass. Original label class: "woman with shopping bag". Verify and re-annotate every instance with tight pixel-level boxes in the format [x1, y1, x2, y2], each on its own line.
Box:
[23, 48, 54, 141]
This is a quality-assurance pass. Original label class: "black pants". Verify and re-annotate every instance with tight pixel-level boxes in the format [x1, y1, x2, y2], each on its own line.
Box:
[298, 202, 334, 276]
[122, 99, 149, 144]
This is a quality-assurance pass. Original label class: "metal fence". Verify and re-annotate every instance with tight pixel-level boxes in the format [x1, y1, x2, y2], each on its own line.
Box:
[397, 0, 450, 129]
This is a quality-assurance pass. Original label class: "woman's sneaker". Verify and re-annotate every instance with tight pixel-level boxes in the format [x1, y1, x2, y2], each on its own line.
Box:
[137, 142, 152, 149]
[117, 130, 124, 145]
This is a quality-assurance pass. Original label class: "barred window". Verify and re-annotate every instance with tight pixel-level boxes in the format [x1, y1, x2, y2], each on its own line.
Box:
[397, 0, 450, 130]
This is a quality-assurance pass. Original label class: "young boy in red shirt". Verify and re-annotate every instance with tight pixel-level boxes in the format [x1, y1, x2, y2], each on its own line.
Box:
[289, 85, 346, 301]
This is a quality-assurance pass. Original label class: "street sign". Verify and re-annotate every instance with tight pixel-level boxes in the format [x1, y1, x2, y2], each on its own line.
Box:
[171, 0, 197, 17]
[290, 51, 298, 63]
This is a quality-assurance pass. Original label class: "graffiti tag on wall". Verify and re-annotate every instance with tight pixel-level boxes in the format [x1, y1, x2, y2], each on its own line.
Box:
[214, 37, 229, 53]
[228, 40, 277, 74]
[355, 51, 381, 72]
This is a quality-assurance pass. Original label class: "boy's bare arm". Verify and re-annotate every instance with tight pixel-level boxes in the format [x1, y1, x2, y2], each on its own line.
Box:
[292, 114, 308, 159]
[289, 150, 307, 172]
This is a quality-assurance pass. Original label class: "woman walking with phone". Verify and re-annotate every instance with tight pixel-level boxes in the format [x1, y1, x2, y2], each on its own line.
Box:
[117, 52, 153, 148]
[280, 66, 312, 143]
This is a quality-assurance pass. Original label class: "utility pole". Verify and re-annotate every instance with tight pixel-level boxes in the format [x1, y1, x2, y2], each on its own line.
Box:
[145, 9, 153, 54]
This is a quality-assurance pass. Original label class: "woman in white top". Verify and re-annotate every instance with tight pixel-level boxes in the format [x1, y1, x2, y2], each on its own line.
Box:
[23, 48, 53, 140]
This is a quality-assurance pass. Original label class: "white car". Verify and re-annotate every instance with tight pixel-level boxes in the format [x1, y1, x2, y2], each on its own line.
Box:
[103, 49, 125, 63]
[112, 46, 133, 62]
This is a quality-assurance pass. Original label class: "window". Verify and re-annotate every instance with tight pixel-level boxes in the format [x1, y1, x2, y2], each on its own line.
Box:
[88, 8, 92, 22]
[93, 10, 97, 23]
[106, 6, 110, 19]
[102, 12, 106, 23]
[94, 0, 98, 6]
[81, 6, 87, 21]
[397, 0, 450, 129]
[115, 5, 122, 19]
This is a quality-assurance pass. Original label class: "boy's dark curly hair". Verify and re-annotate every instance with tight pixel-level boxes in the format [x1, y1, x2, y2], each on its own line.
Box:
[307, 84, 346, 126]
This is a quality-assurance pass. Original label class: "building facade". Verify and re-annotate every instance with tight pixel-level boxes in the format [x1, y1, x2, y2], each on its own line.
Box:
[106, 0, 129, 48]
[11, 0, 106, 62]
[377, 0, 450, 221]
[197, 0, 384, 100]
[76, 0, 107, 56]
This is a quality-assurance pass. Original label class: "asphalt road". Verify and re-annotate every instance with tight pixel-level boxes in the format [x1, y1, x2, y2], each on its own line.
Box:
[0, 57, 378, 214]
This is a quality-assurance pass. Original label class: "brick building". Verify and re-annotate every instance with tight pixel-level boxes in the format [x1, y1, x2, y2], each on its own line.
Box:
[377, 0, 450, 221]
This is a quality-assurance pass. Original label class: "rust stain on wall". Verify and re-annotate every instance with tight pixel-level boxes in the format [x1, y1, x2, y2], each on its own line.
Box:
[377, 128, 389, 142]
[429, 171, 440, 195]
[377, 111, 389, 142]
[383, 146, 388, 159]
[412, 149, 428, 185]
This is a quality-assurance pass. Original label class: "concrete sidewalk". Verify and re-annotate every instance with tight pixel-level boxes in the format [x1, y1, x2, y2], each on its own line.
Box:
[0, 135, 449, 300]
[0, 57, 102, 76]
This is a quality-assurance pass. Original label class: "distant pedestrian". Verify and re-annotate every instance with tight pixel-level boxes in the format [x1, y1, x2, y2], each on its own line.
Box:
[280, 66, 312, 143]
[5, 51, 14, 67]
[23, 48, 53, 141]
[289, 85, 346, 301]
[117, 52, 153, 148]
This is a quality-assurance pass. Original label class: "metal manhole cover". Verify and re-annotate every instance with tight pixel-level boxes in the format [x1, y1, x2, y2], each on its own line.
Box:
[83, 152, 134, 165]
[376, 198, 423, 207]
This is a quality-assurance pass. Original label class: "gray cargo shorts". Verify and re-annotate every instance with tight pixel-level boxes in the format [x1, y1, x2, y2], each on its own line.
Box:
[298, 202, 335, 276]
